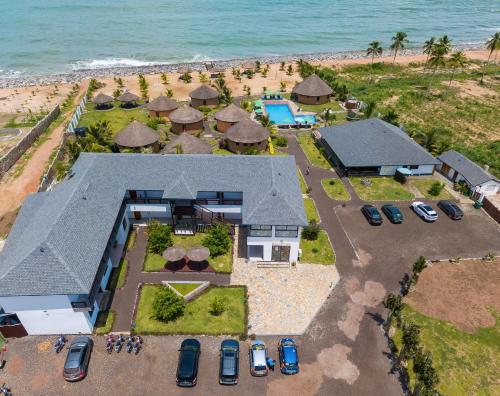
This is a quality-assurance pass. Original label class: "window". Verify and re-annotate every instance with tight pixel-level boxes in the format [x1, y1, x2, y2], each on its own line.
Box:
[409, 165, 419, 170]
[248, 225, 272, 237]
[275, 225, 298, 238]
[122, 217, 127, 231]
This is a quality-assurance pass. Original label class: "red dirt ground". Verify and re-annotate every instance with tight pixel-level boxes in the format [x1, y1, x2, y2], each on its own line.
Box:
[404, 258, 500, 333]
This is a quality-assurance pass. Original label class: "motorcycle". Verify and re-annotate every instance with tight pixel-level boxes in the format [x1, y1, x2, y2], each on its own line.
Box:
[53, 335, 66, 354]
[126, 336, 135, 354]
[0, 383, 12, 396]
[115, 334, 125, 353]
[133, 336, 143, 355]
[106, 334, 114, 354]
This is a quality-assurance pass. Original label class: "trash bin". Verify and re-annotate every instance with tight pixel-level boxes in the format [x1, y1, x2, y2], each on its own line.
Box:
[473, 201, 483, 209]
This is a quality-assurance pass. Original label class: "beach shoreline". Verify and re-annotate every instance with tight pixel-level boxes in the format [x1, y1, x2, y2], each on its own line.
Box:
[0, 44, 487, 89]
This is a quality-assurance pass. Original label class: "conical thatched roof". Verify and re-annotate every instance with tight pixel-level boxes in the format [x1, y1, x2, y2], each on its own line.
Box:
[214, 104, 251, 123]
[162, 133, 212, 154]
[226, 119, 270, 143]
[92, 92, 114, 105]
[117, 91, 140, 102]
[114, 120, 159, 148]
[146, 96, 178, 112]
[169, 105, 204, 124]
[189, 85, 219, 100]
[292, 74, 333, 97]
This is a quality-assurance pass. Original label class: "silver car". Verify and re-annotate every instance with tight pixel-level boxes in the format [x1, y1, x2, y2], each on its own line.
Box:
[249, 340, 268, 377]
[411, 201, 438, 222]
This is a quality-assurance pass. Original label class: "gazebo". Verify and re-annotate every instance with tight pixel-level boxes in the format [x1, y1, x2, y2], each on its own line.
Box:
[92, 93, 114, 110]
[169, 105, 204, 134]
[214, 104, 251, 133]
[116, 91, 140, 108]
[292, 74, 333, 105]
[146, 96, 178, 118]
[162, 133, 212, 154]
[226, 119, 270, 153]
[189, 85, 219, 108]
[114, 120, 160, 152]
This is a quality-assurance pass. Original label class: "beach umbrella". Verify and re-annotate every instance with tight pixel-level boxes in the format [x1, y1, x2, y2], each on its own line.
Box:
[162, 246, 186, 262]
[186, 246, 210, 262]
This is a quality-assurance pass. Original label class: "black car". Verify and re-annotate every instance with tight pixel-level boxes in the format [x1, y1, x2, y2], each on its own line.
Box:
[63, 336, 93, 382]
[437, 200, 464, 220]
[381, 204, 404, 224]
[219, 339, 239, 385]
[177, 339, 201, 387]
[361, 205, 383, 225]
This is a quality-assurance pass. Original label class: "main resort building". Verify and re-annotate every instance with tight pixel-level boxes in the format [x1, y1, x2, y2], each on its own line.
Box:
[0, 154, 307, 335]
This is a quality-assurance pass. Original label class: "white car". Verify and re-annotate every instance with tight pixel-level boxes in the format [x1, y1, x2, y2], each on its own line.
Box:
[411, 201, 438, 222]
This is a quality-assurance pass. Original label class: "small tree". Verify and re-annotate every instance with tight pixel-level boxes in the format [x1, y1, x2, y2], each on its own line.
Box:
[112, 88, 122, 99]
[254, 60, 261, 72]
[400, 322, 421, 362]
[209, 295, 227, 316]
[182, 72, 192, 83]
[286, 65, 293, 76]
[203, 224, 231, 257]
[243, 85, 251, 97]
[198, 72, 208, 83]
[147, 222, 173, 254]
[152, 286, 185, 322]
[160, 73, 169, 85]
[427, 181, 444, 197]
[413, 349, 439, 393]
[302, 220, 320, 241]
[383, 293, 403, 329]
[280, 81, 287, 91]
[279, 62, 286, 71]
[165, 88, 174, 98]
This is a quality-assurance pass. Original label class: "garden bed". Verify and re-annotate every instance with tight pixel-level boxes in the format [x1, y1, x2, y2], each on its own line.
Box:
[349, 177, 414, 201]
[409, 178, 455, 200]
[304, 198, 320, 223]
[321, 178, 350, 201]
[297, 133, 331, 169]
[299, 230, 335, 265]
[78, 106, 149, 136]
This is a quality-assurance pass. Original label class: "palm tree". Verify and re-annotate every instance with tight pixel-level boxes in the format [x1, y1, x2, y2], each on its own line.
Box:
[423, 36, 436, 64]
[363, 100, 377, 118]
[438, 35, 452, 54]
[427, 44, 447, 93]
[366, 41, 383, 81]
[390, 32, 408, 64]
[481, 32, 500, 83]
[448, 51, 468, 86]
[322, 109, 336, 126]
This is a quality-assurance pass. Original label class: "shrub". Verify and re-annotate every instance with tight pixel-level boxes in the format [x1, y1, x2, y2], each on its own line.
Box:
[197, 105, 211, 116]
[273, 136, 288, 147]
[427, 181, 444, 196]
[147, 222, 173, 254]
[203, 224, 231, 257]
[209, 295, 227, 316]
[329, 179, 335, 185]
[146, 117, 162, 130]
[302, 220, 320, 241]
[152, 286, 185, 322]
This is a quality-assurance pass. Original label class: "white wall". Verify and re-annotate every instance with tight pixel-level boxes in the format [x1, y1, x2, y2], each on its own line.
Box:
[126, 203, 172, 219]
[247, 226, 301, 262]
[200, 205, 241, 214]
[115, 215, 130, 245]
[476, 181, 500, 196]
[380, 165, 435, 176]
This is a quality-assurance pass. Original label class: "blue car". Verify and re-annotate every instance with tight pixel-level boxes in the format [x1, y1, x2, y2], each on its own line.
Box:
[278, 338, 299, 375]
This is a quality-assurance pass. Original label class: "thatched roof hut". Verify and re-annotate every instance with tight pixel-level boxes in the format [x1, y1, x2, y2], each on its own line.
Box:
[214, 104, 251, 133]
[114, 120, 159, 150]
[189, 85, 219, 108]
[162, 133, 212, 154]
[292, 74, 333, 105]
[169, 105, 204, 134]
[146, 96, 178, 118]
[226, 119, 270, 153]
[92, 93, 114, 105]
[116, 91, 140, 103]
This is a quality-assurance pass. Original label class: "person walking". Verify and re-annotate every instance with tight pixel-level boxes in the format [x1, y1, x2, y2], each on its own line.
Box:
[267, 356, 275, 371]
[306, 166, 310, 175]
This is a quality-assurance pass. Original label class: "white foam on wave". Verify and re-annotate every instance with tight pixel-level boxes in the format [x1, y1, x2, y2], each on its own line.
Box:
[72, 58, 163, 70]
[0, 69, 25, 78]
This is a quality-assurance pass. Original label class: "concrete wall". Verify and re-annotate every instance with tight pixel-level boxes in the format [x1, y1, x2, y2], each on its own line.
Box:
[126, 203, 172, 220]
[39, 132, 69, 192]
[0, 105, 60, 180]
[296, 94, 330, 105]
[227, 139, 267, 153]
[482, 197, 500, 224]
[191, 97, 218, 108]
[171, 120, 204, 134]
[246, 226, 301, 262]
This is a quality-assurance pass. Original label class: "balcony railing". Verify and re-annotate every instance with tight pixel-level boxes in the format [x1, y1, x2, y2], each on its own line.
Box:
[195, 199, 242, 206]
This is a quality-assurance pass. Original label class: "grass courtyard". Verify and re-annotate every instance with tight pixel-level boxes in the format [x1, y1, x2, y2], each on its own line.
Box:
[300, 230, 335, 265]
[409, 178, 455, 200]
[297, 167, 308, 193]
[168, 282, 201, 296]
[78, 105, 150, 136]
[321, 178, 350, 201]
[297, 133, 331, 169]
[350, 177, 414, 201]
[134, 285, 247, 335]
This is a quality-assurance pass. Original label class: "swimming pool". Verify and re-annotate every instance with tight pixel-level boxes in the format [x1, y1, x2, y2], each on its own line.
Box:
[264, 103, 316, 126]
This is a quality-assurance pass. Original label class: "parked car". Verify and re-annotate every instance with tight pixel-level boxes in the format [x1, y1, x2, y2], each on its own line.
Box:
[278, 338, 299, 375]
[176, 339, 201, 387]
[437, 200, 464, 220]
[411, 201, 438, 222]
[361, 204, 383, 225]
[219, 339, 239, 385]
[381, 204, 404, 224]
[62, 336, 93, 382]
[249, 340, 268, 377]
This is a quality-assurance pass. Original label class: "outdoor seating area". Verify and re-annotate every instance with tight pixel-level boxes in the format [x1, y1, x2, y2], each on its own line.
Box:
[116, 91, 140, 108]
[162, 245, 214, 272]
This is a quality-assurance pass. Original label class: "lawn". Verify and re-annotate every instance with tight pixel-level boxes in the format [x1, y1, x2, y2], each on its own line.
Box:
[297, 133, 331, 169]
[212, 148, 234, 155]
[393, 305, 500, 396]
[304, 198, 319, 223]
[143, 233, 233, 273]
[409, 178, 455, 200]
[93, 311, 116, 335]
[78, 106, 150, 136]
[134, 285, 246, 335]
[300, 230, 335, 265]
[297, 167, 308, 193]
[321, 178, 350, 201]
[169, 283, 201, 296]
[349, 177, 414, 201]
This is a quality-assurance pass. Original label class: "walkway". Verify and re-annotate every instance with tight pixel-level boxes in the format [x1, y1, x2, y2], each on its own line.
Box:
[110, 227, 230, 332]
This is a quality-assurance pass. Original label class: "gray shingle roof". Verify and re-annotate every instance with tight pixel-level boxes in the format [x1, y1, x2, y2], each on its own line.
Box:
[319, 119, 440, 167]
[0, 154, 307, 297]
[437, 150, 499, 187]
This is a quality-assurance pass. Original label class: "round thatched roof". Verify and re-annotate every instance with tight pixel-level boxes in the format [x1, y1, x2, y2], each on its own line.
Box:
[117, 91, 140, 102]
[189, 85, 218, 100]
[226, 119, 270, 144]
[187, 246, 210, 262]
[162, 133, 212, 155]
[114, 120, 159, 148]
[146, 96, 178, 112]
[292, 74, 333, 97]
[92, 92, 114, 105]
[214, 104, 251, 123]
[169, 105, 204, 124]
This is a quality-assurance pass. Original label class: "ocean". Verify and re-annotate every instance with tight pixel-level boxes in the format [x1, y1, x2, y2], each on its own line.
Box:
[0, 0, 498, 77]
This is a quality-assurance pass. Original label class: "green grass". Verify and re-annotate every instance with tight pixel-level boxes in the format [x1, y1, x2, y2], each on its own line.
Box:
[126, 229, 136, 250]
[283, 93, 344, 113]
[116, 259, 128, 289]
[410, 178, 455, 200]
[304, 198, 320, 223]
[297, 167, 308, 193]
[212, 148, 234, 155]
[78, 106, 149, 136]
[393, 305, 500, 396]
[169, 283, 201, 296]
[300, 230, 335, 265]
[297, 133, 331, 169]
[134, 285, 246, 335]
[143, 233, 233, 273]
[349, 177, 414, 201]
[321, 178, 350, 201]
[93, 311, 116, 335]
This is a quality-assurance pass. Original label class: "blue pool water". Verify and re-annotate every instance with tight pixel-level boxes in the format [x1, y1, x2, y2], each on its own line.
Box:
[265, 104, 317, 126]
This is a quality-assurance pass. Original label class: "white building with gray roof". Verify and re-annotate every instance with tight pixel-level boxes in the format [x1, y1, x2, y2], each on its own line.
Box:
[0, 153, 307, 335]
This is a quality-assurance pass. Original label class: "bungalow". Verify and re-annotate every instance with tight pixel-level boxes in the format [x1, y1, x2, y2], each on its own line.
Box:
[437, 150, 499, 198]
[0, 154, 307, 335]
[319, 119, 440, 176]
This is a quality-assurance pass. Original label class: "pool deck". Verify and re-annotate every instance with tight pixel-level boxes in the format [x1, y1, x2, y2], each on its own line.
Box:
[261, 99, 316, 128]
